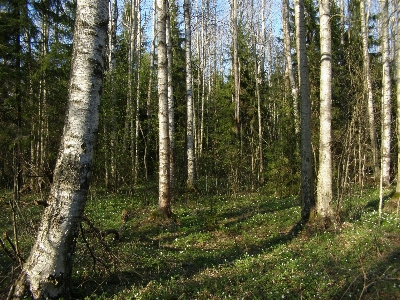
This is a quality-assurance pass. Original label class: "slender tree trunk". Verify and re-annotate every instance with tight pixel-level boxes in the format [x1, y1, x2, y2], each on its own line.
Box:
[145, 0, 156, 180]
[340, 0, 345, 45]
[185, 0, 195, 189]
[130, 0, 139, 185]
[124, 0, 135, 152]
[380, 0, 392, 186]
[108, 0, 118, 190]
[283, 0, 300, 135]
[134, 1, 141, 186]
[316, 0, 334, 219]
[157, 0, 171, 217]
[396, 0, 400, 194]
[295, 0, 315, 220]
[232, 0, 240, 138]
[166, 2, 175, 195]
[11, 0, 108, 298]
[361, 0, 379, 181]
[199, 0, 207, 158]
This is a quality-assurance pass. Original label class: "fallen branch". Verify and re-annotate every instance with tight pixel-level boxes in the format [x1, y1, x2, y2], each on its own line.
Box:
[0, 236, 16, 262]
[81, 215, 120, 240]
[358, 266, 400, 300]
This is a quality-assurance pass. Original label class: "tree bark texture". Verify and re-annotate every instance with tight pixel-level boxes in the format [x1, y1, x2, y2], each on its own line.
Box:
[380, 0, 392, 186]
[283, 0, 299, 135]
[12, 0, 108, 298]
[166, 4, 175, 195]
[185, 0, 195, 189]
[316, 0, 333, 218]
[232, 0, 240, 138]
[157, 0, 171, 217]
[360, 0, 379, 181]
[295, 0, 315, 220]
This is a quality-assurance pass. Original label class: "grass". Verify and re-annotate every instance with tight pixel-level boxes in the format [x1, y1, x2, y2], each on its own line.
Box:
[1, 188, 399, 299]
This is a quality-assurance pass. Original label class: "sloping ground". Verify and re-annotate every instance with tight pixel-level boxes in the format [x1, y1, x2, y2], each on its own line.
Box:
[1, 189, 399, 299]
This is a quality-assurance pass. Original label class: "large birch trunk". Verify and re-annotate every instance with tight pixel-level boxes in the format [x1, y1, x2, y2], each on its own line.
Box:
[380, 0, 392, 186]
[157, 0, 171, 217]
[316, 0, 334, 219]
[11, 0, 108, 298]
[294, 0, 315, 220]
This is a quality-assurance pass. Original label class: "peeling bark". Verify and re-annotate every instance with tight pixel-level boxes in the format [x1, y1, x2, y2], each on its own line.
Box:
[12, 0, 108, 298]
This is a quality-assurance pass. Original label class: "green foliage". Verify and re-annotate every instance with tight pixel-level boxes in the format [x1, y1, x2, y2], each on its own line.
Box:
[2, 188, 399, 299]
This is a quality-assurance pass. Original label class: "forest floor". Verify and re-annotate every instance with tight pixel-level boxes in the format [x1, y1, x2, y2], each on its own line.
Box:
[0, 187, 400, 299]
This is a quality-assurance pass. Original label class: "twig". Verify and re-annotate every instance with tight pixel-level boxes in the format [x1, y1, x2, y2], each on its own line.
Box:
[6, 267, 15, 300]
[340, 273, 361, 299]
[0, 236, 16, 262]
[4, 232, 25, 263]
[9, 197, 23, 267]
[82, 215, 120, 240]
[80, 223, 97, 270]
[358, 266, 400, 299]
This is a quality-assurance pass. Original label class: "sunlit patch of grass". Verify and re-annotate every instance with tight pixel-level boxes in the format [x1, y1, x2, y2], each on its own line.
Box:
[1, 188, 399, 299]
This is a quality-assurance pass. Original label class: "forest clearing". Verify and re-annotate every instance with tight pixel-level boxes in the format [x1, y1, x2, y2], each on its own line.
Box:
[1, 187, 400, 299]
[2, 0, 400, 298]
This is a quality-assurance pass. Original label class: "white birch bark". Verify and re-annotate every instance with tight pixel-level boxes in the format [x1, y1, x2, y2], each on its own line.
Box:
[12, 0, 108, 298]
[295, 0, 315, 220]
[134, 1, 141, 186]
[360, 0, 379, 180]
[157, 0, 171, 216]
[166, 2, 175, 194]
[185, 0, 195, 189]
[283, 0, 300, 135]
[316, 0, 334, 218]
[380, 0, 392, 186]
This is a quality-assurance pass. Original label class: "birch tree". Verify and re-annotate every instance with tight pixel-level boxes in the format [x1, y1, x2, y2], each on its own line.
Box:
[231, 0, 240, 138]
[167, 1, 175, 195]
[157, 0, 171, 217]
[295, 0, 315, 220]
[283, 0, 300, 134]
[185, 0, 195, 189]
[380, 0, 392, 186]
[11, 0, 108, 298]
[134, 0, 141, 186]
[360, 0, 379, 180]
[316, 0, 334, 219]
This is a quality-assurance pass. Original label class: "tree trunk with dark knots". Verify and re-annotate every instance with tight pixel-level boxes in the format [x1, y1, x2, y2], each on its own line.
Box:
[11, 0, 108, 298]
[294, 0, 315, 221]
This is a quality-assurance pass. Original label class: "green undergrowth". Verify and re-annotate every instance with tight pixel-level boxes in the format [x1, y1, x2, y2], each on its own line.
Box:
[1, 188, 399, 299]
